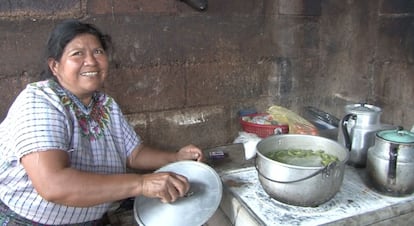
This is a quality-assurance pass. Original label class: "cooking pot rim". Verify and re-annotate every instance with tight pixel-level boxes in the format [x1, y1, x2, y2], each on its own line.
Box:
[256, 134, 349, 169]
[256, 148, 325, 169]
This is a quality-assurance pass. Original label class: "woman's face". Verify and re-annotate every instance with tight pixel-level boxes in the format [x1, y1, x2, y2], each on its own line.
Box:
[49, 33, 109, 104]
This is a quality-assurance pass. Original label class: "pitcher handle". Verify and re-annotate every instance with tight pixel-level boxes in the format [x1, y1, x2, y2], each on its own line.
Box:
[341, 113, 356, 151]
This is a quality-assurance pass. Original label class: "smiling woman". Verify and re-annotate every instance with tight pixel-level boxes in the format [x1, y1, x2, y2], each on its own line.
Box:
[49, 33, 108, 105]
[0, 19, 204, 225]
[45, 22, 110, 106]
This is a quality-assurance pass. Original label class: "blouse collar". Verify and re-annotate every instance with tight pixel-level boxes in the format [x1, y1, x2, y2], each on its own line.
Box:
[50, 79, 98, 115]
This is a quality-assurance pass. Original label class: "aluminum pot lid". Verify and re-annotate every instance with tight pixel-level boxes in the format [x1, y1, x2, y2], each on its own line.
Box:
[133, 161, 223, 226]
[304, 106, 340, 128]
[377, 129, 414, 143]
[345, 103, 382, 115]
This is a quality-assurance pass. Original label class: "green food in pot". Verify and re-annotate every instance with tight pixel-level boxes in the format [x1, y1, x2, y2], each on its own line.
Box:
[265, 149, 339, 167]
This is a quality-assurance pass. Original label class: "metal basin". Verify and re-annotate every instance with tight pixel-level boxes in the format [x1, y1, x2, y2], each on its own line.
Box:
[256, 134, 349, 207]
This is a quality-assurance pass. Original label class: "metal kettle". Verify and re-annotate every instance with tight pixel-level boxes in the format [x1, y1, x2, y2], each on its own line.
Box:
[367, 128, 414, 196]
[338, 103, 388, 167]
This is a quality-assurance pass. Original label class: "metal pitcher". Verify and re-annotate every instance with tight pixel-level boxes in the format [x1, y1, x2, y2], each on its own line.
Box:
[367, 128, 414, 196]
[338, 103, 389, 167]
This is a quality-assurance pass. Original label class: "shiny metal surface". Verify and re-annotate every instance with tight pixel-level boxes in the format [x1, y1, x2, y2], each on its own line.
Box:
[133, 161, 222, 226]
[256, 134, 349, 207]
[221, 166, 414, 225]
[367, 132, 414, 196]
[303, 106, 340, 129]
[337, 103, 392, 167]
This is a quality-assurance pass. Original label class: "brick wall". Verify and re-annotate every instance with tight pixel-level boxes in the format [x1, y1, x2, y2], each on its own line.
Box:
[0, 0, 413, 150]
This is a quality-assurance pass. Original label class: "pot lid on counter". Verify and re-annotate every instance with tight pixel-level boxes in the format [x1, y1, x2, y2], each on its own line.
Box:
[133, 161, 223, 226]
[303, 106, 340, 129]
[377, 129, 414, 143]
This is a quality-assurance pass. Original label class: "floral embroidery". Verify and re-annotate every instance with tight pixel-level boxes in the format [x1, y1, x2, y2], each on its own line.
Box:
[73, 96, 112, 140]
[46, 80, 112, 141]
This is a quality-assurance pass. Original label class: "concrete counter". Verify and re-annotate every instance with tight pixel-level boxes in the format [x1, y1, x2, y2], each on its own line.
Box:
[211, 143, 414, 226]
[108, 142, 414, 226]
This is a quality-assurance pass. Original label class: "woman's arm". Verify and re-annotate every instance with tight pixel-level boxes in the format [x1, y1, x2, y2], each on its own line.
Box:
[21, 149, 189, 207]
[126, 144, 204, 170]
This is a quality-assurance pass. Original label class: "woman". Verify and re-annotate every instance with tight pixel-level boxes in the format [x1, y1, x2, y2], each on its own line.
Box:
[0, 19, 203, 225]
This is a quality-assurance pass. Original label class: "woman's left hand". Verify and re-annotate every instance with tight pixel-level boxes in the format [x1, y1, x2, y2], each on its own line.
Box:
[176, 144, 204, 162]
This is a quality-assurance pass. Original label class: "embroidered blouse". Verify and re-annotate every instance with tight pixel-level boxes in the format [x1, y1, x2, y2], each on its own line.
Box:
[0, 79, 140, 224]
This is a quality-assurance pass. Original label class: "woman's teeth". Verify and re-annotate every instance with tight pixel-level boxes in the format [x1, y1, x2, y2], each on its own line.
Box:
[81, 72, 98, 77]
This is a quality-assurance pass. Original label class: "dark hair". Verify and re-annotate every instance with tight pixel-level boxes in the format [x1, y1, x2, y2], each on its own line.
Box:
[41, 19, 112, 79]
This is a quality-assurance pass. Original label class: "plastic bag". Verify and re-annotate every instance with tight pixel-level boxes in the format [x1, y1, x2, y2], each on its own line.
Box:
[267, 105, 318, 135]
[233, 131, 262, 160]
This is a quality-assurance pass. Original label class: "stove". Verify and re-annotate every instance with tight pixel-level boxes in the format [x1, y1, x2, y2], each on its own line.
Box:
[220, 166, 414, 225]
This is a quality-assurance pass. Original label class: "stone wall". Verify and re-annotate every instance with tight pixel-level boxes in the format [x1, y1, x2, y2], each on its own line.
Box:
[0, 0, 413, 151]
[318, 0, 414, 128]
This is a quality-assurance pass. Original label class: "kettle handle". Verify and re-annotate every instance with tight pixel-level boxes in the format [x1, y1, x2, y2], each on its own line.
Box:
[388, 143, 399, 183]
[341, 113, 357, 151]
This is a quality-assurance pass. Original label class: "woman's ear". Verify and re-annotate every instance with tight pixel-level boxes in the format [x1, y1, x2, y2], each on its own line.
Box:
[47, 58, 58, 76]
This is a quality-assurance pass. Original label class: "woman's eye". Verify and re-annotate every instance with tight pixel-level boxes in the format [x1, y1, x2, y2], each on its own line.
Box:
[95, 49, 105, 54]
[72, 51, 82, 56]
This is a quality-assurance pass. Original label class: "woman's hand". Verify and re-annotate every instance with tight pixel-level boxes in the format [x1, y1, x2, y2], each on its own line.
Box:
[140, 172, 190, 203]
[176, 144, 204, 162]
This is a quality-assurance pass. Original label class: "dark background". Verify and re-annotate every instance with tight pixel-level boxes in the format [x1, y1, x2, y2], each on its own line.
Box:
[0, 0, 413, 150]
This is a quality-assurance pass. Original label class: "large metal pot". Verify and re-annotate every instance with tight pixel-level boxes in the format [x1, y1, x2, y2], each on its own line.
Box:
[367, 129, 414, 196]
[256, 134, 349, 207]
